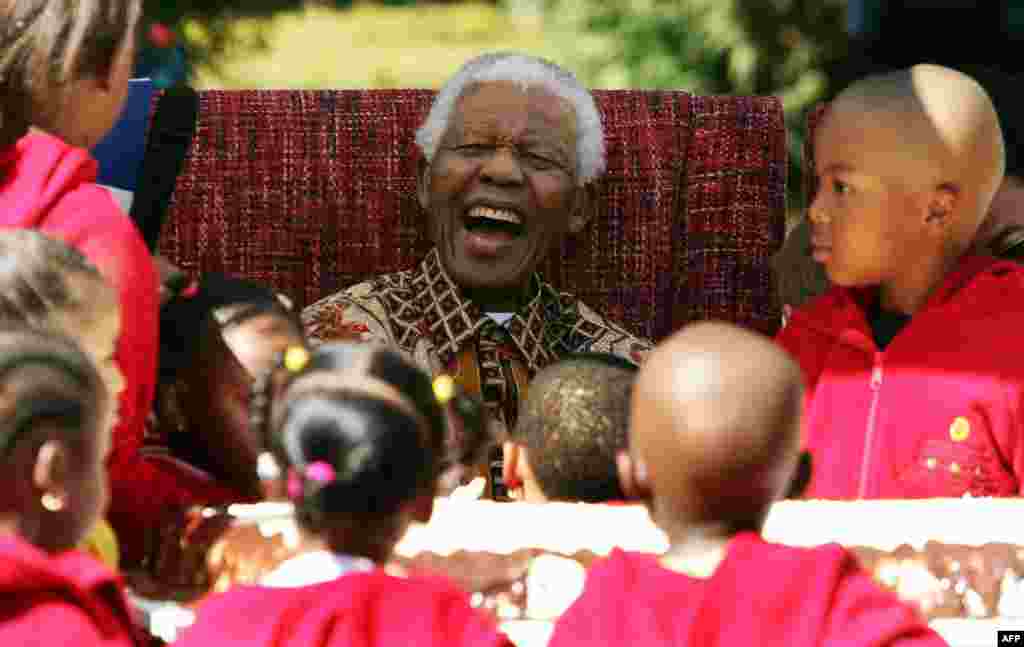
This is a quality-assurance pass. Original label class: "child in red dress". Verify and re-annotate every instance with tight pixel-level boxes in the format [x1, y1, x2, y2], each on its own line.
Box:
[0, 229, 129, 567]
[176, 343, 511, 647]
[0, 327, 141, 646]
[151, 273, 305, 502]
[0, 0, 202, 565]
[550, 322, 945, 647]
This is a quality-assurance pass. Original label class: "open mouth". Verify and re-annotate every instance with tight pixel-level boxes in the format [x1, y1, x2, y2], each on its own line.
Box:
[462, 205, 525, 238]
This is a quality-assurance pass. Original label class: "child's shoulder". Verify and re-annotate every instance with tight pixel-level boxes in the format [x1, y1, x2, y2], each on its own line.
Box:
[184, 570, 502, 647]
[195, 568, 473, 617]
[0, 539, 136, 645]
[778, 286, 851, 341]
[961, 256, 1024, 299]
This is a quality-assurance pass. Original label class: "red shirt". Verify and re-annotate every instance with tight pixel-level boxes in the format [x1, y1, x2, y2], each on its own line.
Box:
[550, 534, 944, 647]
[0, 535, 142, 646]
[777, 255, 1024, 499]
[176, 568, 513, 647]
[0, 132, 242, 566]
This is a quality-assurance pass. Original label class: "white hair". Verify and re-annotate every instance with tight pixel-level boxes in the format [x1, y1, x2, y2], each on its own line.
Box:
[415, 52, 606, 186]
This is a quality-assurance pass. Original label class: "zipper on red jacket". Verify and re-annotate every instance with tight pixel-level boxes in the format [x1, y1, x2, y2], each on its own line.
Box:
[857, 352, 884, 499]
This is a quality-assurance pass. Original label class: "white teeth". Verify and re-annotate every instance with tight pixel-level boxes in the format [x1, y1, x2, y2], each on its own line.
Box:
[468, 206, 522, 225]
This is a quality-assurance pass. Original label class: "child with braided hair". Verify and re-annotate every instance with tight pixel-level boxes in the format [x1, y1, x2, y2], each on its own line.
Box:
[0, 326, 143, 646]
[176, 343, 512, 647]
[0, 0, 165, 575]
[152, 273, 305, 504]
[0, 229, 126, 567]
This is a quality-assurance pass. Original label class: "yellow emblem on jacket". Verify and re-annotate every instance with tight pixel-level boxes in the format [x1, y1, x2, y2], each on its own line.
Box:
[949, 417, 970, 442]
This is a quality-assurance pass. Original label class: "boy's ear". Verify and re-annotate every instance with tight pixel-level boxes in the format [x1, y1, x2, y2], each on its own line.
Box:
[417, 158, 432, 212]
[33, 439, 70, 503]
[616, 450, 651, 501]
[924, 183, 960, 227]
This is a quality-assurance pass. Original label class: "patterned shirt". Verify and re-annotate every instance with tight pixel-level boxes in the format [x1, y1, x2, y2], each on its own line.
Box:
[302, 249, 652, 496]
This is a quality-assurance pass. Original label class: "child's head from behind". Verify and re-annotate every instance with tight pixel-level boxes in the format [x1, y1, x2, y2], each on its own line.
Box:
[810, 64, 1004, 296]
[0, 326, 111, 553]
[507, 353, 637, 503]
[622, 322, 803, 539]
[0, 229, 122, 403]
[0, 0, 141, 149]
[264, 343, 447, 562]
[158, 274, 304, 496]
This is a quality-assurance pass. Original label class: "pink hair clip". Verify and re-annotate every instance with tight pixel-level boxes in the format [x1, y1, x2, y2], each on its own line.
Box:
[305, 461, 336, 485]
[286, 461, 337, 500]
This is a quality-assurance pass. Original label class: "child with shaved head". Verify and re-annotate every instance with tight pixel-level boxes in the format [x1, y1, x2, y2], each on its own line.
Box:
[778, 64, 1024, 499]
[549, 322, 944, 647]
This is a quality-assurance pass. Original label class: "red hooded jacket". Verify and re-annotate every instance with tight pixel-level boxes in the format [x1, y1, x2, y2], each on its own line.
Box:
[0, 535, 142, 646]
[549, 534, 944, 647]
[776, 255, 1024, 499]
[0, 132, 241, 566]
[176, 568, 512, 647]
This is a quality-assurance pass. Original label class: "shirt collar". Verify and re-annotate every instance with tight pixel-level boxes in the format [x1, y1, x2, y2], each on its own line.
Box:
[260, 550, 374, 588]
[414, 248, 562, 370]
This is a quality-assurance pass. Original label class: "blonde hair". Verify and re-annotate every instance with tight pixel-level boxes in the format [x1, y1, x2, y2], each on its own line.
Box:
[0, 0, 140, 147]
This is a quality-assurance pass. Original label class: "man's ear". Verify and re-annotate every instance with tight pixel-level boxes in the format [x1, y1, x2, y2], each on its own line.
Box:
[33, 439, 70, 502]
[924, 183, 959, 228]
[567, 184, 595, 234]
[417, 157, 432, 212]
[616, 450, 651, 501]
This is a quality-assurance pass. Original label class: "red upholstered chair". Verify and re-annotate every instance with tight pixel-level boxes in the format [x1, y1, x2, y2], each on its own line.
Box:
[803, 103, 828, 218]
[155, 89, 787, 342]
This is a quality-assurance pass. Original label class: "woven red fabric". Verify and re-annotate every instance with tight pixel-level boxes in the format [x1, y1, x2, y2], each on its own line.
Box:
[804, 103, 827, 215]
[157, 89, 787, 341]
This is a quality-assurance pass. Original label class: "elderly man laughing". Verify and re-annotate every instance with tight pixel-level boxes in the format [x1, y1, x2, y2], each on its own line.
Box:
[302, 53, 651, 497]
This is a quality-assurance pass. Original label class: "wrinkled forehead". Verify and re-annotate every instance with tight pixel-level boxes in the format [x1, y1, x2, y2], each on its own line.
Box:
[449, 81, 577, 144]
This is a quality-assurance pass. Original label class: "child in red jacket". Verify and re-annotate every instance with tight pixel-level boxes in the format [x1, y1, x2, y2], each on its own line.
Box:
[776, 64, 1024, 499]
[550, 322, 944, 647]
[175, 343, 511, 647]
[0, 0, 204, 566]
[0, 327, 141, 646]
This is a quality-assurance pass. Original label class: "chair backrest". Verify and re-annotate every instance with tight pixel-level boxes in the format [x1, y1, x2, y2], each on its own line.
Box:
[156, 89, 787, 342]
[804, 103, 828, 213]
[93, 78, 156, 192]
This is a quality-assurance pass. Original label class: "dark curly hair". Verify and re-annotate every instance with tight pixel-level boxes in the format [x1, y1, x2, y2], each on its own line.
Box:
[511, 354, 637, 502]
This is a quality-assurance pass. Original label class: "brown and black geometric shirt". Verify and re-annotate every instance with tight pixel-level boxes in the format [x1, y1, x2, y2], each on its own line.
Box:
[301, 248, 652, 496]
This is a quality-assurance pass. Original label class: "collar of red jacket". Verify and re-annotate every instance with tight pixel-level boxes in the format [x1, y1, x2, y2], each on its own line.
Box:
[789, 254, 1024, 348]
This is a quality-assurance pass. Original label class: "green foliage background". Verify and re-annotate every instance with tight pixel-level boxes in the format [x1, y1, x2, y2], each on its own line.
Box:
[142, 0, 850, 204]
[545, 0, 848, 200]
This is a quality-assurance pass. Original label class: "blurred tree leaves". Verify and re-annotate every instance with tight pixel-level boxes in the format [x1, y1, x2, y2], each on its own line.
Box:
[140, 0, 322, 78]
[546, 0, 849, 200]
